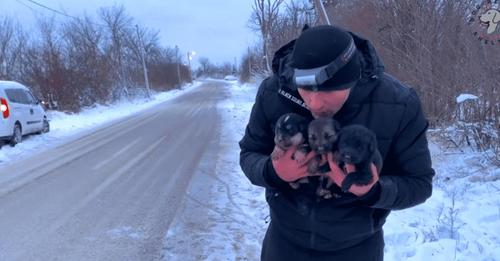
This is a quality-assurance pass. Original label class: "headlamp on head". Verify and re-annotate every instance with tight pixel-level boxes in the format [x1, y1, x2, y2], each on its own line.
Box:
[293, 37, 357, 91]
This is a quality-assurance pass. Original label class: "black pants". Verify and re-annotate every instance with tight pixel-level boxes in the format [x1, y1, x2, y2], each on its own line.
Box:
[261, 223, 384, 261]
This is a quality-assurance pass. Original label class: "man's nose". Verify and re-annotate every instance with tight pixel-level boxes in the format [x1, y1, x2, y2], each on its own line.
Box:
[307, 93, 323, 111]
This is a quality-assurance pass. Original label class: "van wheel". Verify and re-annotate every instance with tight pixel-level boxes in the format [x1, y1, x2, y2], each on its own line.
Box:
[36, 119, 50, 134]
[41, 119, 50, 133]
[9, 124, 22, 147]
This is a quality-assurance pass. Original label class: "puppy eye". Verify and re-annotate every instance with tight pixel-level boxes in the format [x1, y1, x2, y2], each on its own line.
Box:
[285, 124, 292, 130]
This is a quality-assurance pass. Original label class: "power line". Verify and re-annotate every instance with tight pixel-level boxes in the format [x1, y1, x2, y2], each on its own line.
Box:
[23, 0, 80, 20]
[18, 0, 107, 28]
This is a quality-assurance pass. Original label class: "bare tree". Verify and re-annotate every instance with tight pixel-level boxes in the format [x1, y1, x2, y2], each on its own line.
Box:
[99, 5, 134, 98]
[0, 16, 26, 80]
[198, 57, 211, 76]
[270, 0, 315, 52]
[62, 15, 112, 106]
[249, 0, 286, 73]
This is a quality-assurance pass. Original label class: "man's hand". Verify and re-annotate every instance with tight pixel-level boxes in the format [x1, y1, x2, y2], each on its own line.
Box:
[326, 153, 379, 197]
[272, 146, 316, 182]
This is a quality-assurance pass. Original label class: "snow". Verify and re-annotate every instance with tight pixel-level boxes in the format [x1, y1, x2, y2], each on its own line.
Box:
[1, 80, 499, 260]
[457, 94, 479, 104]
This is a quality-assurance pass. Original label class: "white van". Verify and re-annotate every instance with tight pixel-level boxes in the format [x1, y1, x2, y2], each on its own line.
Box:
[0, 81, 50, 147]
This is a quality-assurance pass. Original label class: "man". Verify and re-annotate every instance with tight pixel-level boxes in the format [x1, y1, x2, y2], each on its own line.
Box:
[239, 25, 435, 260]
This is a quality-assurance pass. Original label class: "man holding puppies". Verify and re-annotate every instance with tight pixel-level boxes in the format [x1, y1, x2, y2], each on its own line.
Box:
[239, 25, 435, 260]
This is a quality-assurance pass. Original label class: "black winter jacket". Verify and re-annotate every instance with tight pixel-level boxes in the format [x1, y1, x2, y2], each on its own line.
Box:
[239, 33, 435, 252]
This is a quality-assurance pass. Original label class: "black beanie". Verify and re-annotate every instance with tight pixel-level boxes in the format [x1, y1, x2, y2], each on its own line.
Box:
[291, 25, 361, 90]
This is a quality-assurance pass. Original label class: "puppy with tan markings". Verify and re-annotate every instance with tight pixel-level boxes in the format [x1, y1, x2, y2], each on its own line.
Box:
[307, 117, 341, 198]
[334, 125, 383, 193]
[272, 113, 311, 189]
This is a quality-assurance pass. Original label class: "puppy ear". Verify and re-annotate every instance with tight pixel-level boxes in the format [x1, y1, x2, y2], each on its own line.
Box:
[493, 11, 500, 23]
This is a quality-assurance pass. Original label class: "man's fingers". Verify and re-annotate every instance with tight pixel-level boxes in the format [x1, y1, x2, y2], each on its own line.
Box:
[371, 163, 379, 176]
[370, 163, 379, 183]
[345, 164, 356, 173]
[297, 164, 312, 178]
[325, 153, 345, 186]
[326, 153, 341, 171]
[297, 150, 317, 166]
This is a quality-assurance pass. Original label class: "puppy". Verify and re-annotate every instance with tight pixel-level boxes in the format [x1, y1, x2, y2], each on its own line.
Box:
[271, 113, 310, 189]
[334, 125, 383, 192]
[307, 117, 341, 198]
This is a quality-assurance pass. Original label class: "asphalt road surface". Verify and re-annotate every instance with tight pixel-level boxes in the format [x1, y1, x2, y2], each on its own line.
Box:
[0, 80, 229, 260]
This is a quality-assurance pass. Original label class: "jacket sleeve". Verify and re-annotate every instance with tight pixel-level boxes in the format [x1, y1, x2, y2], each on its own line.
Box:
[238, 78, 290, 190]
[370, 88, 435, 210]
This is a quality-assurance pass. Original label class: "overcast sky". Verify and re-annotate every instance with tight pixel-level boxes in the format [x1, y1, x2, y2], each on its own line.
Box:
[1, 0, 258, 68]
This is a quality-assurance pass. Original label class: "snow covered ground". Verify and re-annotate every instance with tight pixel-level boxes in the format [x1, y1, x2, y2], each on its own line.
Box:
[1, 80, 499, 260]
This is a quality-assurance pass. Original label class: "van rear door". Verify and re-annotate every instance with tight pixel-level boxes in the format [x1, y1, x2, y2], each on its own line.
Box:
[5, 89, 31, 134]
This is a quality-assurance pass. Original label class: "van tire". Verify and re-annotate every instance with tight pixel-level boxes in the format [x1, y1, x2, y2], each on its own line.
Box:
[42, 119, 50, 133]
[9, 123, 22, 147]
[38, 119, 50, 134]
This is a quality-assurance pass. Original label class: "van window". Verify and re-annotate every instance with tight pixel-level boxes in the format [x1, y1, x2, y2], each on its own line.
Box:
[24, 90, 37, 104]
[5, 89, 30, 104]
[5, 89, 20, 103]
[16, 90, 30, 104]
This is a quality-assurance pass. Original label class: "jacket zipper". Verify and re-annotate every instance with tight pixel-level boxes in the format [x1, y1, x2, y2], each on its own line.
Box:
[310, 201, 316, 249]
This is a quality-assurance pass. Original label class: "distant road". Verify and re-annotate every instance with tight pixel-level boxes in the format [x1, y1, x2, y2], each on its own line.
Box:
[0, 80, 229, 260]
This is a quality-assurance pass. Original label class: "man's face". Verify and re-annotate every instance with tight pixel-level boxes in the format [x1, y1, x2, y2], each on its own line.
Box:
[297, 88, 351, 119]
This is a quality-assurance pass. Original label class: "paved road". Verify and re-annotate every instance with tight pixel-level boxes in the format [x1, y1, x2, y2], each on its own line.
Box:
[0, 80, 228, 260]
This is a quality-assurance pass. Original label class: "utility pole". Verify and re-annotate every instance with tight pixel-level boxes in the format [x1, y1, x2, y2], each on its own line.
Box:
[175, 45, 181, 85]
[233, 57, 237, 75]
[186, 52, 191, 82]
[313, 0, 331, 25]
[247, 47, 252, 79]
[135, 24, 151, 99]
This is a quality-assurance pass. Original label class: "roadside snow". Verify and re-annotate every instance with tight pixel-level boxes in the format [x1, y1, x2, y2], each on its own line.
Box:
[456, 94, 479, 104]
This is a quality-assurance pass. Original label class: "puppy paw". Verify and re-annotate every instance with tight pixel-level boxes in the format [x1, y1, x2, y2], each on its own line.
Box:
[289, 182, 300, 189]
[298, 177, 309, 184]
[293, 152, 307, 163]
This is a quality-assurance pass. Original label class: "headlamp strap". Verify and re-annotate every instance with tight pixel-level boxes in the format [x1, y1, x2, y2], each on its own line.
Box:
[317, 37, 356, 84]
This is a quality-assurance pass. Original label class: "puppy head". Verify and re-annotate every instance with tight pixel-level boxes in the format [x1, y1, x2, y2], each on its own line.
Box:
[274, 113, 308, 149]
[308, 118, 340, 154]
[337, 125, 377, 164]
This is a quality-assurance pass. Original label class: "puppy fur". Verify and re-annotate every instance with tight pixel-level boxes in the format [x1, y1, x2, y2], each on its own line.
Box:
[334, 124, 383, 192]
[271, 113, 310, 189]
[307, 117, 341, 198]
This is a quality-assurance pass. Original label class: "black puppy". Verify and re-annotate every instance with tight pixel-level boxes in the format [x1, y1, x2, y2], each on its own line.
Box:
[334, 125, 383, 192]
[307, 117, 341, 198]
[271, 113, 310, 189]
